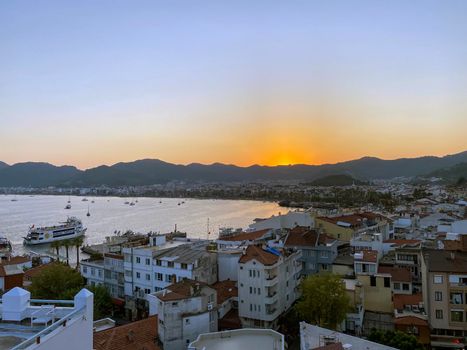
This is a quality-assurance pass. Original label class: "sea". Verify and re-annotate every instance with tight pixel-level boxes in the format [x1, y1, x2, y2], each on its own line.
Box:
[0, 194, 282, 258]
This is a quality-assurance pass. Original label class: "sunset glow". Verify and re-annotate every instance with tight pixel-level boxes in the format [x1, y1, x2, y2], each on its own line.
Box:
[1, 1, 466, 169]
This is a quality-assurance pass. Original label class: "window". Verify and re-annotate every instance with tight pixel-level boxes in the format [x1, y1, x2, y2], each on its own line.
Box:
[156, 273, 163, 281]
[145, 258, 151, 265]
[136, 272, 141, 279]
[91, 268, 95, 276]
[435, 309, 443, 319]
[156, 260, 161, 266]
[433, 275, 443, 284]
[144, 288, 151, 294]
[402, 283, 410, 291]
[250, 286, 253, 294]
[146, 274, 151, 281]
[181, 263, 187, 269]
[136, 257, 141, 264]
[168, 261, 174, 268]
[185, 318, 190, 324]
[451, 310, 464, 322]
[320, 251, 329, 258]
[83, 266, 87, 273]
[450, 292, 463, 304]
[394, 282, 401, 290]
[384, 277, 390, 288]
[172, 302, 178, 306]
[165, 274, 172, 282]
[435, 291, 442, 301]
[370, 276, 377, 287]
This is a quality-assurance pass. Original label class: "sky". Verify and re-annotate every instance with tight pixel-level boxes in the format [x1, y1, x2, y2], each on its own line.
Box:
[1, 0, 467, 169]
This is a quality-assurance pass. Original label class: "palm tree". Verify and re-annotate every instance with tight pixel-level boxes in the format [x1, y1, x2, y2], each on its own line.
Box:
[51, 241, 61, 263]
[72, 236, 84, 269]
[63, 239, 71, 266]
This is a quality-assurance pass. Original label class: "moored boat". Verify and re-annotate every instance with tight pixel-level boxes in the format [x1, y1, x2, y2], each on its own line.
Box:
[23, 217, 86, 245]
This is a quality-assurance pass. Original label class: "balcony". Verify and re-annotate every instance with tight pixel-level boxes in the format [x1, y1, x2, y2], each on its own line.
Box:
[264, 293, 278, 305]
[264, 274, 278, 287]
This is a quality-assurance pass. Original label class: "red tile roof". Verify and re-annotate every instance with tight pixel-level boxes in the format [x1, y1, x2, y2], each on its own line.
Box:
[354, 250, 378, 263]
[284, 228, 335, 247]
[94, 316, 160, 350]
[378, 266, 412, 282]
[238, 245, 279, 266]
[211, 280, 237, 304]
[394, 316, 428, 327]
[157, 279, 210, 302]
[393, 293, 423, 310]
[1, 256, 31, 266]
[219, 229, 271, 242]
[383, 239, 421, 246]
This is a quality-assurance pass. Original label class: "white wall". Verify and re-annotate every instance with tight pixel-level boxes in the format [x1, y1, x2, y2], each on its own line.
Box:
[218, 253, 241, 281]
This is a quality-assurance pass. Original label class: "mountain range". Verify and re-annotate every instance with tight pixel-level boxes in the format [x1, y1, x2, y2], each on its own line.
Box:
[1, 151, 466, 187]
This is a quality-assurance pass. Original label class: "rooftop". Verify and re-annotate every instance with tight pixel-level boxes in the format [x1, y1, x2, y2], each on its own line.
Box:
[93, 316, 159, 350]
[284, 227, 335, 248]
[393, 293, 423, 310]
[211, 280, 237, 304]
[238, 245, 279, 266]
[378, 266, 412, 282]
[219, 229, 271, 242]
[155, 279, 212, 302]
[299, 322, 397, 350]
[423, 249, 467, 273]
[188, 328, 284, 350]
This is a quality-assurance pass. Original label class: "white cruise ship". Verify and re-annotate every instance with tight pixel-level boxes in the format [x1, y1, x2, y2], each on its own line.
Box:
[23, 217, 86, 245]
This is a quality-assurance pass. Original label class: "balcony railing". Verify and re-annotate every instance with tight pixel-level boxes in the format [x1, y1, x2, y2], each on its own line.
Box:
[11, 305, 86, 350]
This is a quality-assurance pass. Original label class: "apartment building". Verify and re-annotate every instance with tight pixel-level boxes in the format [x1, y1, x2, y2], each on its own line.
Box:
[80, 258, 105, 287]
[316, 212, 390, 241]
[421, 249, 467, 349]
[154, 279, 218, 350]
[122, 238, 217, 319]
[237, 245, 302, 329]
[283, 226, 339, 275]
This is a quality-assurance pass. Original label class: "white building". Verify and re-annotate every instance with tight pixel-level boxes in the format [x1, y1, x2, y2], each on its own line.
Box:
[0, 287, 93, 350]
[237, 245, 301, 329]
[154, 279, 218, 350]
[80, 259, 105, 287]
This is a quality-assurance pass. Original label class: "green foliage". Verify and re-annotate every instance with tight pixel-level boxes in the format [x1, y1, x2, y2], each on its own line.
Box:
[457, 176, 466, 186]
[295, 273, 351, 330]
[29, 263, 84, 299]
[368, 329, 424, 350]
[87, 284, 113, 320]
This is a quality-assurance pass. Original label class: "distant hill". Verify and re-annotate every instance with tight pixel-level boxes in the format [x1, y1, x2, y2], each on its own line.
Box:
[0, 162, 80, 187]
[1, 151, 467, 187]
[426, 162, 467, 184]
[306, 174, 368, 187]
[0, 161, 8, 170]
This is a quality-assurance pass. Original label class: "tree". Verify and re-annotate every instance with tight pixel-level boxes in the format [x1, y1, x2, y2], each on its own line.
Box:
[368, 329, 424, 350]
[87, 284, 113, 320]
[51, 241, 61, 263]
[295, 273, 351, 330]
[71, 236, 84, 268]
[29, 263, 84, 300]
[63, 239, 71, 266]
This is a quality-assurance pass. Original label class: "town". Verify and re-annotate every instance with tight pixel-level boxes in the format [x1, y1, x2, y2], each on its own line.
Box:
[0, 180, 466, 350]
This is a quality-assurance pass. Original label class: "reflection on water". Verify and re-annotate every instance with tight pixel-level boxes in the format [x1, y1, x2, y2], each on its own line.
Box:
[0, 195, 281, 257]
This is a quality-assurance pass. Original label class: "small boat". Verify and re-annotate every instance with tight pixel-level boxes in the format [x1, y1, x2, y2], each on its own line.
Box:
[124, 201, 130, 205]
[65, 204, 72, 209]
[159, 200, 162, 204]
[129, 202, 135, 206]
[82, 198, 88, 202]
[91, 200, 95, 203]
[24, 217, 86, 245]
[86, 205, 91, 217]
